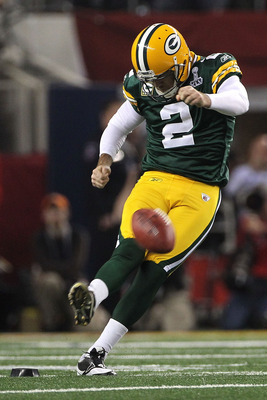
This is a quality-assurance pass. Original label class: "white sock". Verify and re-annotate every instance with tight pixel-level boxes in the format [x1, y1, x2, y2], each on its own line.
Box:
[89, 318, 128, 354]
[88, 279, 109, 309]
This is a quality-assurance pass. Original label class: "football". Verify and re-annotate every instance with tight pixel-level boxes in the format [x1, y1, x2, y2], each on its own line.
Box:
[132, 208, 175, 253]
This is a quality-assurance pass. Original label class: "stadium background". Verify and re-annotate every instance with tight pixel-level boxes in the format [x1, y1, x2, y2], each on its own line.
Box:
[0, 7, 266, 328]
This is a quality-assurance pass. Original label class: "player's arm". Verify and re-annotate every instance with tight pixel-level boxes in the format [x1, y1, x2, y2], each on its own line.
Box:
[91, 100, 144, 189]
[91, 154, 113, 189]
[176, 86, 211, 108]
[176, 75, 249, 116]
[206, 75, 249, 116]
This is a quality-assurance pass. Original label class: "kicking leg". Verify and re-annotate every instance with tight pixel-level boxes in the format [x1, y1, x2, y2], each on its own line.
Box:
[68, 238, 145, 325]
[78, 260, 167, 376]
[112, 260, 167, 327]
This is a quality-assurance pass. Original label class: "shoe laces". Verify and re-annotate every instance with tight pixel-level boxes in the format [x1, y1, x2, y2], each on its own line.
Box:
[89, 347, 106, 367]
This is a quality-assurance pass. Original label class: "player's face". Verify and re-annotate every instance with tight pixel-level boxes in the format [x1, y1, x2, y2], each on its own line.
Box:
[152, 70, 175, 93]
[136, 68, 179, 102]
[42, 207, 69, 227]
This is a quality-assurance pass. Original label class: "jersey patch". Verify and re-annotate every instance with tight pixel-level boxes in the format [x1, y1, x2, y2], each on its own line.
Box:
[190, 67, 203, 88]
[141, 83, 153, 97]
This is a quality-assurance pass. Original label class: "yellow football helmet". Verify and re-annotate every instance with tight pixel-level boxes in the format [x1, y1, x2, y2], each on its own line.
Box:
[131, 23, 192, 102]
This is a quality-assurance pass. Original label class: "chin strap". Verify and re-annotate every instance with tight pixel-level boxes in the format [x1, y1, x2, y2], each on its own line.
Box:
[155, 83, 178, 99]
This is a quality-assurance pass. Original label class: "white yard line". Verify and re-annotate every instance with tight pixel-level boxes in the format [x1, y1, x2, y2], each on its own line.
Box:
[132, 370, 267, 377]
[0, 353, 266, 361]
[4, 340, 266, 349]
[117, 340, 267, 348]
[0, 371, 265, 378]
[0, 365, 76, 371]
[112, 354, 267, 359]
[0, 383, 267, 395]
[0, 364, 265, 373]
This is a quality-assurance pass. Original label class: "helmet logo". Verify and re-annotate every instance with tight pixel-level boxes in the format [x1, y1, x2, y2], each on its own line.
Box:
[164, 33, 181, 55]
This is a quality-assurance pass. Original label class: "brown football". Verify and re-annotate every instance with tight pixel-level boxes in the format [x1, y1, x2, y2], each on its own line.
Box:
[132, 208, 175, 253]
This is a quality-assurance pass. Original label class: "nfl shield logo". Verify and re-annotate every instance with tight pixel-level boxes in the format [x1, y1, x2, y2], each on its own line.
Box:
[202, 193, 210, 202]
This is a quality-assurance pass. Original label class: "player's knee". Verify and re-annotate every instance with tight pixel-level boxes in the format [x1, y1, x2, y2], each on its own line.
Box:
[112, 238, 145, 266]
[141, 260, 168, 286]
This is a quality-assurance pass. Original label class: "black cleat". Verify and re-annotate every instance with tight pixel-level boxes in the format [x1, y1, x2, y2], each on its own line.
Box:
[68, 282, 95, 326]
[77, 347, 116, 376]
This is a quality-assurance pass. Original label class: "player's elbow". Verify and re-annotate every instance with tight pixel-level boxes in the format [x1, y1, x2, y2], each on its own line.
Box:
[232, 93, 249, 116]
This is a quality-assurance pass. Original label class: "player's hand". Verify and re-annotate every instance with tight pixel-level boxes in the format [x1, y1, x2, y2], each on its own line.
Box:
[91, 165, 111, 189]
[176, 86, 211, 108]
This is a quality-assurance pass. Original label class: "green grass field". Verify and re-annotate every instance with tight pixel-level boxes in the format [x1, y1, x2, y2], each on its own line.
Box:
[0, 330, 266, 399]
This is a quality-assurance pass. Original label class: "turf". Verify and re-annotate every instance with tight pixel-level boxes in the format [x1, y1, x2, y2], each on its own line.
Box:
[0, 330, 266, 399]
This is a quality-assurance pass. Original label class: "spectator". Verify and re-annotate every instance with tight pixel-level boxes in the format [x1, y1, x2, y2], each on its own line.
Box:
[222, 186, 267, 329]
[72, 0, 128, 10]
[226, 133, 267, 206]
[31, 192, 89, 331]
[152, 0, 230, 12]
[0, 256, 19, 330]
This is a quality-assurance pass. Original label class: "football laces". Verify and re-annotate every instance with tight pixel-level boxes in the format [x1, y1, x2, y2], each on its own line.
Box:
[154, 208, 171, 225]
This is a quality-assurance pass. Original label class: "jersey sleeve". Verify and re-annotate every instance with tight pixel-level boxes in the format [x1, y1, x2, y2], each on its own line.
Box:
[122, 70, 142, 114]
[209, 53, 242, 94]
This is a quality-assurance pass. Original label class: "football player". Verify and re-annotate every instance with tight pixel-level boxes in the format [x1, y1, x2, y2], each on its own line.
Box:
[69, 23, 249, 375]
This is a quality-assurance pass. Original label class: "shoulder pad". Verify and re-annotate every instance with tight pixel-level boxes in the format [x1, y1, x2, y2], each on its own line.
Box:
[122, 69, 140, 108]
[204, 53, 242, 93]
[204, 53, 235, 64]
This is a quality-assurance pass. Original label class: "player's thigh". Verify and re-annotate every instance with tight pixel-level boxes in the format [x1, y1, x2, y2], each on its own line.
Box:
[146, 182, 221, 272]
[119, 172, 169, 239]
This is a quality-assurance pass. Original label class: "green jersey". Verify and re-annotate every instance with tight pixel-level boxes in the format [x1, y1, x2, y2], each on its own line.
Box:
[123, 52, 242, 187]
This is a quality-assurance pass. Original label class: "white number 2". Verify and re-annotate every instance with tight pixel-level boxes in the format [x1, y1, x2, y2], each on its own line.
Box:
[160, 102, 194, 149]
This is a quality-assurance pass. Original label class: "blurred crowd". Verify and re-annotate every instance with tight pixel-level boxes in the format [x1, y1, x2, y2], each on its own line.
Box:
[1, 0, 265, 13]
[187, 134, 267, 330]
[72, 0, 265, 12]
[221, 134, 267, 329]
